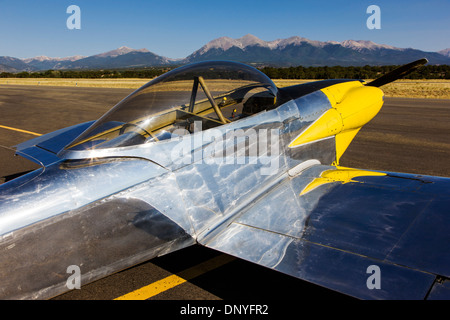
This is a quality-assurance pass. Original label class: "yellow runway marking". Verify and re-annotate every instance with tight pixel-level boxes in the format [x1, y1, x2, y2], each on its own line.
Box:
[115, 254, 236, 300]
[0, 125, 42, 136]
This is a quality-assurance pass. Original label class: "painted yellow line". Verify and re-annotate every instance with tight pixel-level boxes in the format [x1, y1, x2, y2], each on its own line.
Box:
[115, 254, 236, 300]
[0, 125, 42, 136]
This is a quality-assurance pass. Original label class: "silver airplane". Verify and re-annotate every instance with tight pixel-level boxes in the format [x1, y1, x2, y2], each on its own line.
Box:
[1, 59, 449, 300]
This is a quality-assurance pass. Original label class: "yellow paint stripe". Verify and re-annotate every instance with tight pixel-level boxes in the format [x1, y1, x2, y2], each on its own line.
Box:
[0, 125, 42, 136]
[300, 166, 387, 195]
[115, 254, 236, 300]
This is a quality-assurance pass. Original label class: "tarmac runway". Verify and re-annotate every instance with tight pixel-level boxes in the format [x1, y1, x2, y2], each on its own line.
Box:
[0, 84, 449, 301]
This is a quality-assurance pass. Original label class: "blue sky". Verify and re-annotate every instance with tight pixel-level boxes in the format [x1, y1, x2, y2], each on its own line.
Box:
[0, 0, 449, 59]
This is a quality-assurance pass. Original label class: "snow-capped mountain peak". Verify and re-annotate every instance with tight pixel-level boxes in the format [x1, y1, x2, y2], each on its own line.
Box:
[340, 40, 398, 51]
[94, 46, 150, 58]
[438, 48, 450, 57]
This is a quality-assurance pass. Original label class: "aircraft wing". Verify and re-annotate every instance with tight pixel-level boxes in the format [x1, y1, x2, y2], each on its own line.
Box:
[198, 163, 450, 300]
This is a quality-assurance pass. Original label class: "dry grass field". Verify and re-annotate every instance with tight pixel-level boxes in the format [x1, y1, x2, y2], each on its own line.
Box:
[379, 80, 450, 99]
[0, 78, 149, 88]
[0, 78, 449, 99]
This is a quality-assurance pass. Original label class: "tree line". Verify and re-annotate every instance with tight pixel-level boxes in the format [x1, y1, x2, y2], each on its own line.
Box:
[0, 68, 171, 79]
[0, 64, 449, 79]
[259, 64, 450, 80]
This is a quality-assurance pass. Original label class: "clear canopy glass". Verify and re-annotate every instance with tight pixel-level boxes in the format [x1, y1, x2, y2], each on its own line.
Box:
[65, 61, 278, 151]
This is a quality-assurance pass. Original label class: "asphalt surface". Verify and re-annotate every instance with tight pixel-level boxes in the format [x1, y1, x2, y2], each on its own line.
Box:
[0, 84, 449, 301]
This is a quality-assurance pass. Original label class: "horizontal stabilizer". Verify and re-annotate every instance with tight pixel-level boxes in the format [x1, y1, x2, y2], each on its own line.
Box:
[14, 121, 94, 166]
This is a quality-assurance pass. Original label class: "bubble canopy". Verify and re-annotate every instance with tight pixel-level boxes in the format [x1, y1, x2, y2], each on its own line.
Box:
[63, 61, 278, 152]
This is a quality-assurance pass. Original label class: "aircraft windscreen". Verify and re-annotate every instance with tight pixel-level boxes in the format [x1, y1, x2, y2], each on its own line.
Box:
[64, 61, 278, 151]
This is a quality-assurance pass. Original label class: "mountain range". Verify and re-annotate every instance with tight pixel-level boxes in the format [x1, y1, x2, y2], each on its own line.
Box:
[1, 35, 449, 72]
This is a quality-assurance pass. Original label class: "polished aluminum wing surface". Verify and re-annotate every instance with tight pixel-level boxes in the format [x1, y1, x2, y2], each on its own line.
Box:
[198, 163, 450, 299]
